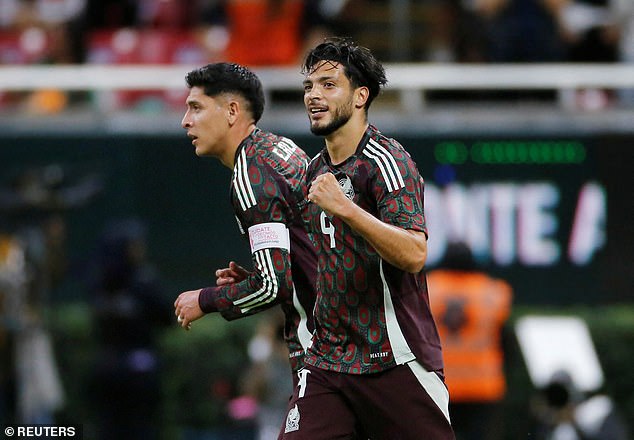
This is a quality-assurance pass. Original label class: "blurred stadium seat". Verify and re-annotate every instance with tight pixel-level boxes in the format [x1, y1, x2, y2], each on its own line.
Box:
[0, 28, 54, 109]
[86, 29, 207, 110]
[0, 28, 53, 65]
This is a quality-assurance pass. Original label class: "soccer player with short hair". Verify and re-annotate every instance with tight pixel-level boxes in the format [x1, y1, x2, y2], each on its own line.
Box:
[173, 62, 316, 376]
[281, 38, 455, 439]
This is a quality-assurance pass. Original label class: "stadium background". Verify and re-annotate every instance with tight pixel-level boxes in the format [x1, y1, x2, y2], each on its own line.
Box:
[1, 110, 632, 439]
[1, 129, 632, 306]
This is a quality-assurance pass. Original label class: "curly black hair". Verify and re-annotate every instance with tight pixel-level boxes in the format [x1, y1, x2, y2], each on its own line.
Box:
[302, 37, 387, 109]
[185, 62, 265, 123]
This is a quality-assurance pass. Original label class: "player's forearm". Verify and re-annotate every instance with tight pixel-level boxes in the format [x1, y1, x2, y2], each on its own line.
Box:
[199, 284, 280, 320]
[199, 249, 294, 320]
[338, 202, 427, 273]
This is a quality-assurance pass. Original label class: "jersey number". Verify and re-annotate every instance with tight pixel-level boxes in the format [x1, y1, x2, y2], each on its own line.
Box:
[320, 212, 336, 248]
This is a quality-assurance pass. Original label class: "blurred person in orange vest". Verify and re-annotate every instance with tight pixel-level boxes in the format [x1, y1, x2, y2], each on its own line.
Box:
[199, 0, 335, 66]
[427, 241, 513, 440]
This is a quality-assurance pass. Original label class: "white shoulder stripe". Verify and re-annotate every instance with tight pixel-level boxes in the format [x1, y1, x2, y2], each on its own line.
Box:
[364, 139, 405, 192]
[362, 148, 393, 191]
[233, 149, 257, 211]
[363, 148, 396, 192]
[240, 150, 257, 207]
[371, 139, 405, 189]
[233, 150, 249, 210]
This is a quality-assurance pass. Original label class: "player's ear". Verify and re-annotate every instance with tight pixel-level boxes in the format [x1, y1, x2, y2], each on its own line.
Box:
[227, 100, 240, 125]
[354, 86, 369, 109]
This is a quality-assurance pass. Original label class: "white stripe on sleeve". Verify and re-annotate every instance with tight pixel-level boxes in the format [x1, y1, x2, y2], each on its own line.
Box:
[364, 139, 405, 192]
[233, 149, 257, 211]
[236, 249, 279, 313]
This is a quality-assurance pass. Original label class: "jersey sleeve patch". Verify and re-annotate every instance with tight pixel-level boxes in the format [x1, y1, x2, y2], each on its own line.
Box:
[248, 222, 290, 253]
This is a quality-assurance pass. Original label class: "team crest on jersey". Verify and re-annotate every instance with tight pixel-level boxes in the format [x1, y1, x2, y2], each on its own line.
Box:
[284, 404, 300, 433]
[338, 175, 355, 200]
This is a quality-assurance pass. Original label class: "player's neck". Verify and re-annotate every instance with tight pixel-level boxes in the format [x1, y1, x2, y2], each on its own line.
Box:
[325, 120, 368, 165]
[222, 123, 257, 169]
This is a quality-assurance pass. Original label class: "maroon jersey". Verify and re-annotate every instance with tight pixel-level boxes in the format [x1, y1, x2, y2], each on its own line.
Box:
[303, 125, 444, 374]
[198, 128, 317, 372]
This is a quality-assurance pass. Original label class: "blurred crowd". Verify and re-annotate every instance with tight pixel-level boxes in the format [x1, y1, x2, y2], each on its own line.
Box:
[0, 164, 174, 437]
[1, 0, 634, 113]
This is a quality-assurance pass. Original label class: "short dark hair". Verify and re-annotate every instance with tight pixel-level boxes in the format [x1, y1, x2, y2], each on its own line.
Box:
[302, 37, 387, 109]
[185, 63, 265, 123]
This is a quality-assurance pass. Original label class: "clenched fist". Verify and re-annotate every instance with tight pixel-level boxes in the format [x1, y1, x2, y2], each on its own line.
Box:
[307, 173, 353, 217]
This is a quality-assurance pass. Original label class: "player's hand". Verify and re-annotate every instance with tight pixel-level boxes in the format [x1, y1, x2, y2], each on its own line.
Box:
[174, 289, 204, 330]
[215, 261, 249, 286]
[307, 172, 351, 217]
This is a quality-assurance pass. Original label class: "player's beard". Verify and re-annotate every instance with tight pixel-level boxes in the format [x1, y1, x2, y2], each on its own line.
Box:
[310, 99, 354, 136]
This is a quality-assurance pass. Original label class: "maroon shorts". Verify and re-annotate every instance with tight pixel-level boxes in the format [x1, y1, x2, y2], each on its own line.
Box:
[280, 361, 454, 440]
[277, 371, 368, 440]
[276, 372, 301, 440]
